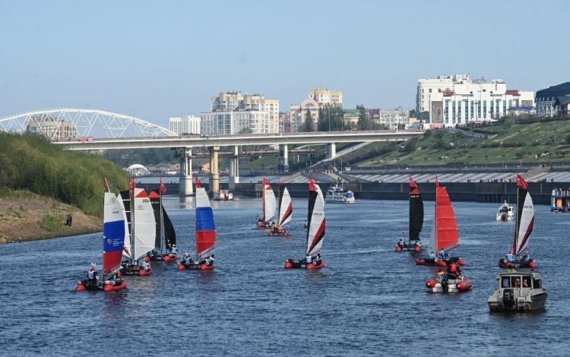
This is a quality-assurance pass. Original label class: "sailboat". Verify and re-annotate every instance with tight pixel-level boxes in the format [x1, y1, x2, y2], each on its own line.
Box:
[395, 176, 424, 252]
[269, 186, 292, 236]
[77, 178, 127, 292]
[148, 180, 178, 262]
[284, 179, 326, 269]
[178, 178, 216, 271]
[415, 178, 466, 267]
[498, 174, 537, 269]
[120, 185, 156, 276]
[256, 178, 276, 229]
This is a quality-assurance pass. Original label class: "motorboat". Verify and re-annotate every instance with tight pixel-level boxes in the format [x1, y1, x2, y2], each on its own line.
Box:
[426, 273, 473, 293]
[215, 189, 233, 201]
[496, 201, 514, 221]
[487, 269, 547, 312]
[325, 184, 355, 204]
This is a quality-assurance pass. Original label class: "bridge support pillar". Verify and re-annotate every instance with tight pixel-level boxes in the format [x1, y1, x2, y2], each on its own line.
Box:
[179, 147, 193, 196]
[209, 146, 220, 196]
[278, 144, 289, 172]
[327, 143, 337, 160]
[229, 146, 240, 190]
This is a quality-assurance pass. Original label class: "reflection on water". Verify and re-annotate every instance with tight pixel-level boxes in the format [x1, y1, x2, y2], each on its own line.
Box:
[1, 199, 568, 356]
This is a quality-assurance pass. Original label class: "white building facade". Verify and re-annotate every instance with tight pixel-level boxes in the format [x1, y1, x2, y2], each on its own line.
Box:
[200, 110, 269, 136]
[417, 74, 534, 127]
[169, 115, 201, 135]
[210, 91, 279, 133]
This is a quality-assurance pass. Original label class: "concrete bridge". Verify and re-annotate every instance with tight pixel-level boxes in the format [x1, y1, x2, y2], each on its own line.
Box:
[55, 130, 422, 197]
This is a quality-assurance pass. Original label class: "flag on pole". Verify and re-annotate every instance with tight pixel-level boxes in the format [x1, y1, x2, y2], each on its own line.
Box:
[196, 177, 202, 188]
[159, 178, 167, 194]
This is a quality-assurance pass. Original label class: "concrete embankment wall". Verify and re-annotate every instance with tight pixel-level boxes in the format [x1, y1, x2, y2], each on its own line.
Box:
[141, 181, 562, 206]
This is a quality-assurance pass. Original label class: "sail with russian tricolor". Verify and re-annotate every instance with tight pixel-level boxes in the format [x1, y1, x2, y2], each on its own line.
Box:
[195, 178, 216, 263]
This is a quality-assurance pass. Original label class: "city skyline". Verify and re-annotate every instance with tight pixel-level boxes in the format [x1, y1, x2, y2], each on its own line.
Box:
[1, 0, 567, 128]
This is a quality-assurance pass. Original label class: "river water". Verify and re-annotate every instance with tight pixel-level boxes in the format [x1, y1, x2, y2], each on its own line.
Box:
[1, 197, 567, 356]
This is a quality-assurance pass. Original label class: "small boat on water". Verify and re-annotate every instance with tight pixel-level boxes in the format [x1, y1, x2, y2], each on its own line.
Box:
[256, 178, 276, 229]
[269, 186, 292, 236]
[214, 189, 233, 201]
[285, 179, 326, 269]
[496, 201, 515, 221]
[120, 184, 156, 276]
[487, 269, 547, 312]
[498, 175, 537, 269]
[426, 272, 473, 293]
[178, 178, 217, 271]
[395, 176, 423, 252]
[551, 188, 569, 212]
[77, 178, 127, 292]
[325, 184, 355, 204]
[415, 179, 466, 267]
[148, 180, 178, 262]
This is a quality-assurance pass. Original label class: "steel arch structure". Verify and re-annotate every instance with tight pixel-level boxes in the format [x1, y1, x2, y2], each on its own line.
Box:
[0, 108, 177, 139]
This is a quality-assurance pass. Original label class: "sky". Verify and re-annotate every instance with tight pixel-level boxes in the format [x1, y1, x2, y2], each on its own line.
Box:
[1, 0, 568, 128]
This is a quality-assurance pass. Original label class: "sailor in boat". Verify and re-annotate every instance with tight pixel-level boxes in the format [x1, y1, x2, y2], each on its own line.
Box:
[438, 248, 450, 261]
[427, 250, 436, 262]
[505, 250, 517, 264]
[313, 253, 323, 266]
[181, 253, 195, 266]
[201, 254, 215, 266]
[104, 273, 123, 286]
[140, 256, 151, 272]
[270, 220, 279, 234]
[86, 261, 99, 287]
[398, 238, 405, 248]
[166, 244, 177, 259]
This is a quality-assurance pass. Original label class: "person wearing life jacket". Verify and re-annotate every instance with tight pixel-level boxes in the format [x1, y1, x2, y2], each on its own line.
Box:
[436, 269, 446, 283]
[141, 257, 151, 271]
[87, 262, 98, 284]
[204, 254, 215, 266]
[398, 238, 405, 248]
[427, 251, 436, 262]
[181, 253, 194, 266]
[305, 255, 312, 265]
[505, 250, 516, 263]
[313, 253, 322, 266]
[105, 273, 122, 286]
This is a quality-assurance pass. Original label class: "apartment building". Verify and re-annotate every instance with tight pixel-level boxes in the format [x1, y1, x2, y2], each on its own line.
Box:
[200, 110, 269, 136]
[308, 88, 343, 106]
[210, 91, 279, 133]
[169, 115, 201, 135]
[417, 74, 534, 127]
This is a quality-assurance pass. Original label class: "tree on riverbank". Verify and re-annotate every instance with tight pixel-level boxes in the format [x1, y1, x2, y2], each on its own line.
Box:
[0, 132, 128, 216]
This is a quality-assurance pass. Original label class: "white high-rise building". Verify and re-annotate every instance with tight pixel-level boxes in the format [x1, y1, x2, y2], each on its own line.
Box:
[200, 110, 269, 136]
[169, 115, 201, 135]
[210, 91, 280, 133]
[416, 74, 534, 127]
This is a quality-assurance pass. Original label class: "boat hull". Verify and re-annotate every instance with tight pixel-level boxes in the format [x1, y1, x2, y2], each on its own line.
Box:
[415, 257, 466, 266]
[488, 290, 547, 312]
[395, 242, 422, 252]
[269, 230, 290, 237]
[178, 262, 215, 271]
[498, 258, 537, 269]
[76, 280, 127, 292]
[284, 259, 326, 269]
[426, 276, 472, 293]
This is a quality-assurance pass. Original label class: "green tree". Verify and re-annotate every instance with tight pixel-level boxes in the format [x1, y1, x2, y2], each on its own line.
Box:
[356, 105, 372, 130]
[299, 108, 315, 132]
[317, 103, 345, 131]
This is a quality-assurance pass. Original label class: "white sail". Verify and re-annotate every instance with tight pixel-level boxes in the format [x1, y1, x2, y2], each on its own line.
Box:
[133, 188, 156, 260]
[515, 191, 534, 255]
[278, 187, 293, 227]
[306, 184, 326, 257]
[264, 183, 277, 222]
[117, 193, 131, 258]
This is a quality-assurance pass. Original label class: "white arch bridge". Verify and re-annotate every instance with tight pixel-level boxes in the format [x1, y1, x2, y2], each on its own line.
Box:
[0, 108, 176, 139]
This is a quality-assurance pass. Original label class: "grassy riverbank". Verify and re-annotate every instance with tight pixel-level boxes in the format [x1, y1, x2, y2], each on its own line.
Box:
[0, 190, 102, 244]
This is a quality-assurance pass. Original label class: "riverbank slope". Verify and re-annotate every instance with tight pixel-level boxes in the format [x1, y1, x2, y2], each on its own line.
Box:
[0, 191, 102, 244]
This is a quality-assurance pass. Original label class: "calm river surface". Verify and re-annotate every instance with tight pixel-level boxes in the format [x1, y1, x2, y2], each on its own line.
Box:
[1, 196, 568, 356]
